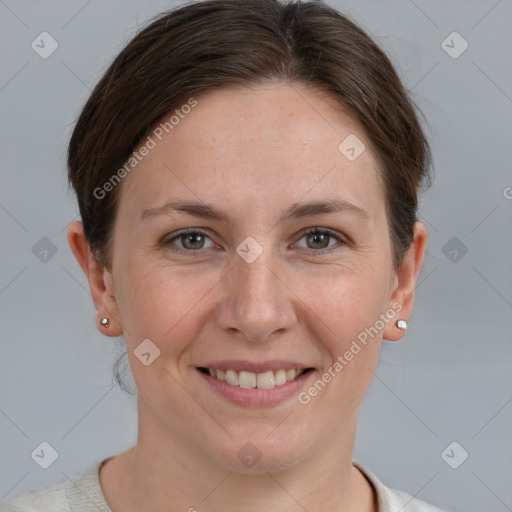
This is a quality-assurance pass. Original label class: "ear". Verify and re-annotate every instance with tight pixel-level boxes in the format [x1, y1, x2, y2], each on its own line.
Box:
[67, 220, 123, 337]
[382, 221, 428, 342]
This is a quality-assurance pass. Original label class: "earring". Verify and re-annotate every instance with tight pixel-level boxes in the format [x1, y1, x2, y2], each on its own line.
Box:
[100, 317, 109, 328]
[396, 319, 407, 330]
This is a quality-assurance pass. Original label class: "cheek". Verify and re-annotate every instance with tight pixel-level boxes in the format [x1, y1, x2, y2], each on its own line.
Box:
[295, 270, 387, 409]
[115, 262, 218, 353]
[117, 254, 389, 346]
[114, 265, 211, 406]
[301, 261, 389, 338]
[301, 264, 388, 388]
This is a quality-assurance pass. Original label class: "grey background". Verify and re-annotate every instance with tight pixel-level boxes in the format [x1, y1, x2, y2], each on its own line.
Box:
[1, 1, 511, 511]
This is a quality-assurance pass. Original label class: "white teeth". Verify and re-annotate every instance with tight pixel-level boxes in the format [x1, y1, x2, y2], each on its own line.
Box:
[274, 369, 287, 386]
[256, 371, 275, 389]
[286, 369, 296, 381]
[225, 369, 238, 386]
[238, 371, 257, 388]
[205, 368, 307, 389]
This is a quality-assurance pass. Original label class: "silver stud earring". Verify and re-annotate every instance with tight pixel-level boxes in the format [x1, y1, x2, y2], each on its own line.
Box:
[396, 319, 407, 330]
[100, 317, 109, 328]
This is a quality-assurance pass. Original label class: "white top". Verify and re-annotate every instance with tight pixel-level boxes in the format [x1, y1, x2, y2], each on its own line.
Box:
[0, 458, 451, 511]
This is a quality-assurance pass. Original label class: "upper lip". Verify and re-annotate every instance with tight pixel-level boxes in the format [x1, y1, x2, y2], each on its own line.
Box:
[197, 360, 312, 373]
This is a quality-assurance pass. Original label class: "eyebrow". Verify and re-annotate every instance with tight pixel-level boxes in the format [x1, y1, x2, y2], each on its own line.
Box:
[140, 198, 369, 223]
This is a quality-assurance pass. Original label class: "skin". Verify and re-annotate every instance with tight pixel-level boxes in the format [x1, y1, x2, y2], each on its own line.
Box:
[68, 81, 427, 512]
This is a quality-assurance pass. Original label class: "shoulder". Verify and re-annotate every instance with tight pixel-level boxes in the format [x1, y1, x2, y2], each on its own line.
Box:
[353, 461, 452, 512]
[0, 459, 110, 512]
[0, 480, 70, 512]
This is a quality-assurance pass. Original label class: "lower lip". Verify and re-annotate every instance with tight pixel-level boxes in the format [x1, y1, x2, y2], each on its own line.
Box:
[196, 368, 314, 407]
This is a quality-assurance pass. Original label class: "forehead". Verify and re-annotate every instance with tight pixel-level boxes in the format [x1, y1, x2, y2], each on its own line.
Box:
[118, 82, 385, 223]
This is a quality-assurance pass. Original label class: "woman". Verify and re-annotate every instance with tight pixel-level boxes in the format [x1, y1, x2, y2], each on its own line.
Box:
[1, 0, 451, 510]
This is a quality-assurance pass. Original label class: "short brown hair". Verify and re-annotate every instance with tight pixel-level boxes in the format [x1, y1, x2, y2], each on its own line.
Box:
[68, 0, 432, 271]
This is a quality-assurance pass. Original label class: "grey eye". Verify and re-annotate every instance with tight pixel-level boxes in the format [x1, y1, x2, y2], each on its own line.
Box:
[295, 228, 343, 251]
[166, 230, 215, 251]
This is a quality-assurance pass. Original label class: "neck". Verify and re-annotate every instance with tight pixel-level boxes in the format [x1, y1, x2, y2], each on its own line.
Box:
[100, 403, 376, 512]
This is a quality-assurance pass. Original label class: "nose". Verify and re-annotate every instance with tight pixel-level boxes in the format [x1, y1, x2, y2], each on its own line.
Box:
[215, 247, 297, 343]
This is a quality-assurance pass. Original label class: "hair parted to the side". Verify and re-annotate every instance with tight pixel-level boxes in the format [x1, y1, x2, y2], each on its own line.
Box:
[67, 0, 432, 394]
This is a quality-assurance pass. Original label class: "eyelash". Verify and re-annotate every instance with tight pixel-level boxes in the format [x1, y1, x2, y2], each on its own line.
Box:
[162, 227, 349, 256]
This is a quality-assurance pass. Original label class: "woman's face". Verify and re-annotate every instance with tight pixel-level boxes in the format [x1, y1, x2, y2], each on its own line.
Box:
[102, 82, 417, 471]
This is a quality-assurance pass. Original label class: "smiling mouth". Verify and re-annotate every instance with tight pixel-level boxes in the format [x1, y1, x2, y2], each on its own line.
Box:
[198, 367, 314, 389]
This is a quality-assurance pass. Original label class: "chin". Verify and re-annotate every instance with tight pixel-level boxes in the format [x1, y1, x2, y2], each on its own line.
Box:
[210, 428, 306, 474]
[220, 451, 298, 475]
